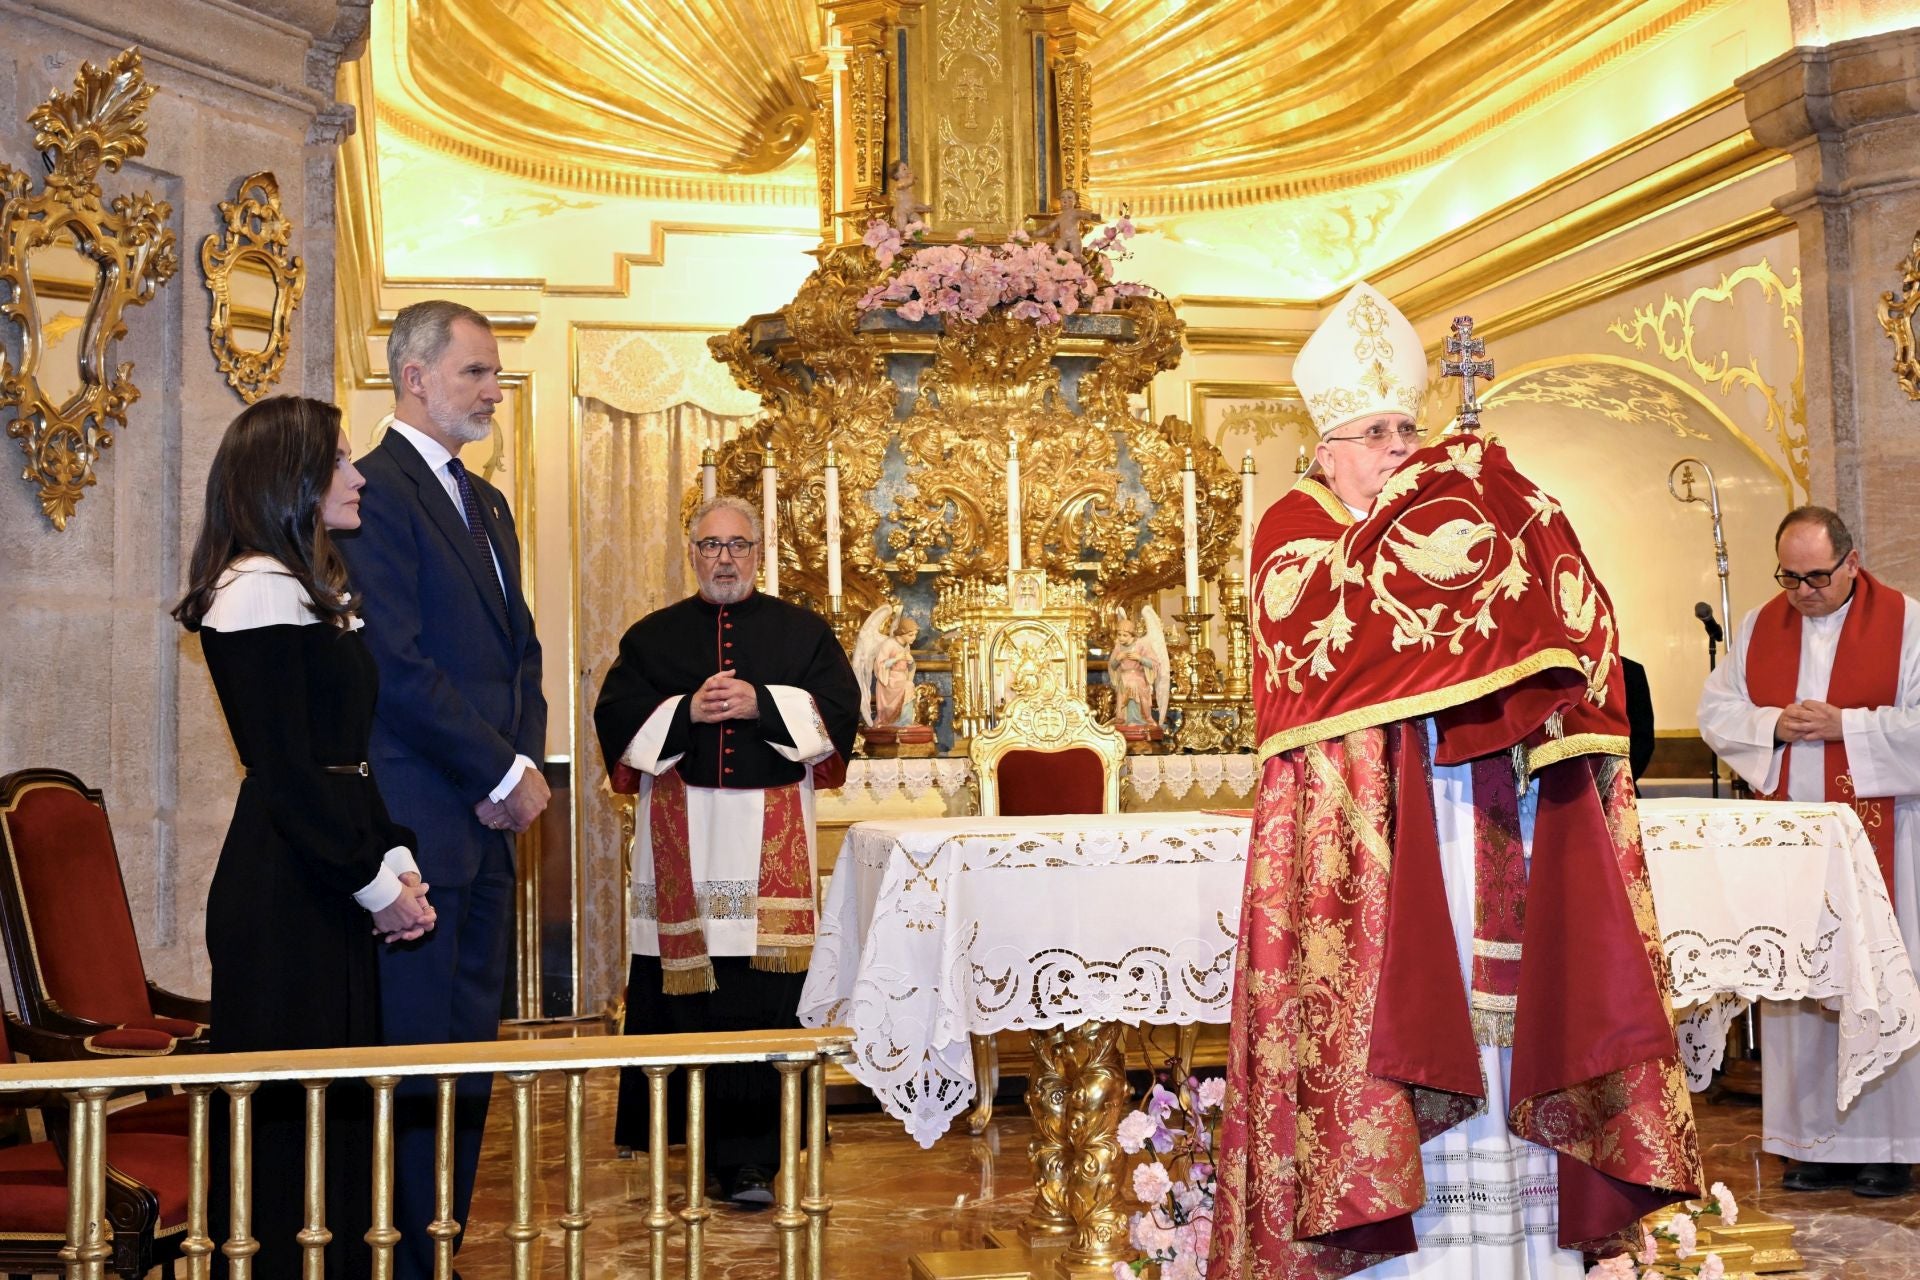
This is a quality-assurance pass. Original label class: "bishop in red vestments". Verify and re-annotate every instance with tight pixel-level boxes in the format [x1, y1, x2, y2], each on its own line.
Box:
[1210, 285, 1700, 1280]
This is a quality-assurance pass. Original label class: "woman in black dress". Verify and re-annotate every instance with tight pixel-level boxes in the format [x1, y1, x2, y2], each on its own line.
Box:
[175, 396, 436, 1277]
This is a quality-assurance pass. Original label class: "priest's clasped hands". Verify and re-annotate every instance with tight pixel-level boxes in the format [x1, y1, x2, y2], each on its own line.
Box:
[1775, 699, 1845, 743]
[691, 669, 759, 724]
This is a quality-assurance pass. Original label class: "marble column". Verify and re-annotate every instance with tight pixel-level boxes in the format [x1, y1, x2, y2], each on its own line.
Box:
[1741, 24, 1920, 590]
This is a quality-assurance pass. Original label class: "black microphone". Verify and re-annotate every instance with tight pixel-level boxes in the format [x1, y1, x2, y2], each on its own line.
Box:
[1694, 601, 1723, 644]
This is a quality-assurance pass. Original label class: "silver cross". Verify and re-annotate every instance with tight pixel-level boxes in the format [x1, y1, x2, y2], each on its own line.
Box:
[1442, 315, 1495, 432]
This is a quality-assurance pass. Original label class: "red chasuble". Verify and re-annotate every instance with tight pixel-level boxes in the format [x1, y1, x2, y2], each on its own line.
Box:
[1210, 436, 1701, 1280]
[1744, 569, 1904, 898]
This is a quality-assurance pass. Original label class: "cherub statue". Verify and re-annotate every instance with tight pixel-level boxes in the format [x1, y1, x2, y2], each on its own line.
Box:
[887, 161, 931, 232]
[1109, 605, 1170, 728]
[1039, 188, 1099, 258]
[852, 604, 920, 726]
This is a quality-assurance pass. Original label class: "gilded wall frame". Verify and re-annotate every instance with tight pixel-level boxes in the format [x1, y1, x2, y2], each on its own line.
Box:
[1879, 231, 1920, 402]
[0, 49, 177, 530]
[202, 172, 305, 403]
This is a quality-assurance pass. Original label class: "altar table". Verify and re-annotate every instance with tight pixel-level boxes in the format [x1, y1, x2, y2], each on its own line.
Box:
[1640, 797, 1920, 1110]
[798, 810, 1251, 1147]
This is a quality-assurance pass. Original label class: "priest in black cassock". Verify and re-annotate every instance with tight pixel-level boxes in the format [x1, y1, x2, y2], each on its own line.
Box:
[593, 494, 859, 1206]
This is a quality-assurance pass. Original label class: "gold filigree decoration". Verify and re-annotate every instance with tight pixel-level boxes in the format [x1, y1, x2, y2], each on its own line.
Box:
[200, 172, 305, 404]
[707, 244, 1237, 614]
[1053, 56, 1093, 195]
[938, 117, 1007, 224]
[937, 0, 1002, 78]
[0, 48, 178, 530]
[1216, 399, 1315, 446]
[849, 47, 889, 197]
[1482, 365, 1707, 439]
[1877, 231, 1920, 402]
[1608, 259, 1807, 491]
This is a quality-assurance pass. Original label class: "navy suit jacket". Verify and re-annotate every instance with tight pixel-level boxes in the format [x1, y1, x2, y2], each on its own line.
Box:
[338, 429, 546, 886]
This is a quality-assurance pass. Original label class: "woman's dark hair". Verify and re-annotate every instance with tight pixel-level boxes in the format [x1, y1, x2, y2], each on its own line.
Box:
[173, 395, 355, 632]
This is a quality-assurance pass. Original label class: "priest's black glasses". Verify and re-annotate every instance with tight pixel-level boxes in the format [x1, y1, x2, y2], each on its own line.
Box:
[693, 537, 759, 559]
[1773, 556, 1847, 589]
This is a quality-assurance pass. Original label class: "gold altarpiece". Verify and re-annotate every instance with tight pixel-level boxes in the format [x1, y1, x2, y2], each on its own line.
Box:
[706, 0, 1253, 756]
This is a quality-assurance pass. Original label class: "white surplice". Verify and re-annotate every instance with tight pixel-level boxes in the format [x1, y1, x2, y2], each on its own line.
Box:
[1359, 724, 1586, 1280]
[1697, 593, 1920, 1162]
[619, 686, 836, 957]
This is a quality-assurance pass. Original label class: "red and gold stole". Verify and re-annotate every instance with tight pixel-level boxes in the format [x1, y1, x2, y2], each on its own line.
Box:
[646, 770, 816, 995]
[1745, 569, 1903, 897]
[1210, 437, 1701, 1280]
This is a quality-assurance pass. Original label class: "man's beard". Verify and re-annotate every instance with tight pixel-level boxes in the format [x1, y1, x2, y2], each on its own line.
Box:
[702, 573, 753, 605]
[428, 397, 492, 444]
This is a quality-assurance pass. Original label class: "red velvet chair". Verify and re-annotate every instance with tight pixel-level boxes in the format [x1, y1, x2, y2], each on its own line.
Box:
[963, 680, 1127, 1129]
[0, 1014, 191, 1280]
[0, 769, 210, 1057]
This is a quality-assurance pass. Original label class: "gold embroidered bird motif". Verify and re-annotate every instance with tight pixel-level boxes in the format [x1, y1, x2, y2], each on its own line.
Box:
[1558, 568, 1597, 637]
[1387, 517, 1495, 583]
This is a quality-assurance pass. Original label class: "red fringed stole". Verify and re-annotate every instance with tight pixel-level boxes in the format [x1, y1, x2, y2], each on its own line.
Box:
[646, 770, 815, 995]
[1470, 751, 1526, 1046]
[1209, 739, 1700, 1280]
[1746, 569, 1904, 899]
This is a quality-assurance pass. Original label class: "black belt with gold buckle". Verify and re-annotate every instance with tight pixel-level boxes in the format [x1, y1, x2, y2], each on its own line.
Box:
[246, 762, 370, 777]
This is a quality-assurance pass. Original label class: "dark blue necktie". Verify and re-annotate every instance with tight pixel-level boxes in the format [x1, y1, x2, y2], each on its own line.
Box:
[445, 456, 509, 621]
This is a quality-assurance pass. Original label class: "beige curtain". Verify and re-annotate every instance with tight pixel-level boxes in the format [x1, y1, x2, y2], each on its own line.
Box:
[576, 398, 755, 1015]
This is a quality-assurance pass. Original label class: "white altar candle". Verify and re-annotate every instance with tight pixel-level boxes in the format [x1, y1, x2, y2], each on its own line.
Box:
[762, 446, 780, 597]
[1181, 448, 1200, 600]
[825, 442, 843, 599]
[701, 446, 717, 502]
[1006, 432, 1022, 571]
[1241, 450, 1256, 590]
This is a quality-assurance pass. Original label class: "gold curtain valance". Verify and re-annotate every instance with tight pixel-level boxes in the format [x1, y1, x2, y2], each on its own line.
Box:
[574, 329, 763, 421]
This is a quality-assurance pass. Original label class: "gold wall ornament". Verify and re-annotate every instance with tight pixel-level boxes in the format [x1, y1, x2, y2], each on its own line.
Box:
[200, 172, 306, 403]
[1607, 259, 1808, 493]
[0, 47, 178, 531]
[1878, 231, 1920, 401]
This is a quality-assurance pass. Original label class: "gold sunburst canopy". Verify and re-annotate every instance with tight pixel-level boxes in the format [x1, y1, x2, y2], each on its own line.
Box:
[390, 0, 1707, 215]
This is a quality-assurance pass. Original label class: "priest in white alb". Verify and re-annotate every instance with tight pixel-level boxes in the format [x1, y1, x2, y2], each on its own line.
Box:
[1698, 505, 1920, 1198]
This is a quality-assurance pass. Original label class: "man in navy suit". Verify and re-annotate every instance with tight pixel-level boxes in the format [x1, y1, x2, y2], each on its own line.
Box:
[339, 299, 549, 1280]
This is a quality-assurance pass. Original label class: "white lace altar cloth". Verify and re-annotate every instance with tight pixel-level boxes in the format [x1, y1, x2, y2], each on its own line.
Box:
[829, 754, 1258, 811]
[798, 810, 1251, 1147]
[838, 758, 974, 804]
[1641, 798, 1920, 1110]
[1122, 753, 1260, 803]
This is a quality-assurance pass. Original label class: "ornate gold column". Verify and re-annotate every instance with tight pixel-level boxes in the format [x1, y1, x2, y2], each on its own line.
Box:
[1024, 1022, 1131, 1274]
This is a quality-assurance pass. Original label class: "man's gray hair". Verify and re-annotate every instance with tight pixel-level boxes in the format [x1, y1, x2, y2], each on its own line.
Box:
[386, 300, 492, 390]
[1776, 505, 1854, 559]
[687, 494, 763, 543]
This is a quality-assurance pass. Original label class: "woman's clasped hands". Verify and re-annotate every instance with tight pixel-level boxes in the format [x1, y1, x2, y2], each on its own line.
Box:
[372, 871, 437, 943]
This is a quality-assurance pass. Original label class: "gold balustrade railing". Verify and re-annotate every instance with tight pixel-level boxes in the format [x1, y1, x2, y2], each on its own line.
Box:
[0, 1028, 852, 1280]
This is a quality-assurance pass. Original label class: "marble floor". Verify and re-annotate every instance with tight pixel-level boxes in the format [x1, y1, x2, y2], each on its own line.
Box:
[454, 1064, 1920, 1279]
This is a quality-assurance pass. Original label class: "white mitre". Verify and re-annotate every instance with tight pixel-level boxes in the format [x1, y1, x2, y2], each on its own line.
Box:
[1294, 282, 1428, 436]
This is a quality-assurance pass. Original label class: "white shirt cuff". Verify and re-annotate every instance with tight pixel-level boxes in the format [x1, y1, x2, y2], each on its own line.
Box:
[383, 845, 420, 882]
[354, 865, 404, 913]
[489, 755, 537, 804]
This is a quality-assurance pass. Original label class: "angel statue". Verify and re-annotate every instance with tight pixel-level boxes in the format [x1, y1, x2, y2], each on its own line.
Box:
[1109, 605, 1170, 738]
[887, 161, 931, 232]
[852, 604, 920, 727]
[852, 603, 938, 757]
[1039, 187, 1099, 258]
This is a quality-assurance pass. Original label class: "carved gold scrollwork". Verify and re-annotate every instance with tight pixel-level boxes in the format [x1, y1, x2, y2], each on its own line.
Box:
[1051, 56, 1093, 195]
[1878, 232, 1920, 402]
[201, 172, 306, 404]
[848, 47, 889, 198]
[1608, 260, 1807, 491]
[708, 243, 1239, 614]
[0, 48, 177, 530]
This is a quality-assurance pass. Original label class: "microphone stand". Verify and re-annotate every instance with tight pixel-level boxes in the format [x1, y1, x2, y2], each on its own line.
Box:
[1670, 459, 1733, 798]
[1671, 458, 1762, 1095]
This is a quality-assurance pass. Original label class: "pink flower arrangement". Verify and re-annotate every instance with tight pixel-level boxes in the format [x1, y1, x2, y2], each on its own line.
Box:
[1583, 1184, 1741, 1280]
[1112, 1074, 1221, 1280]
[857, 212, 1148, 327]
